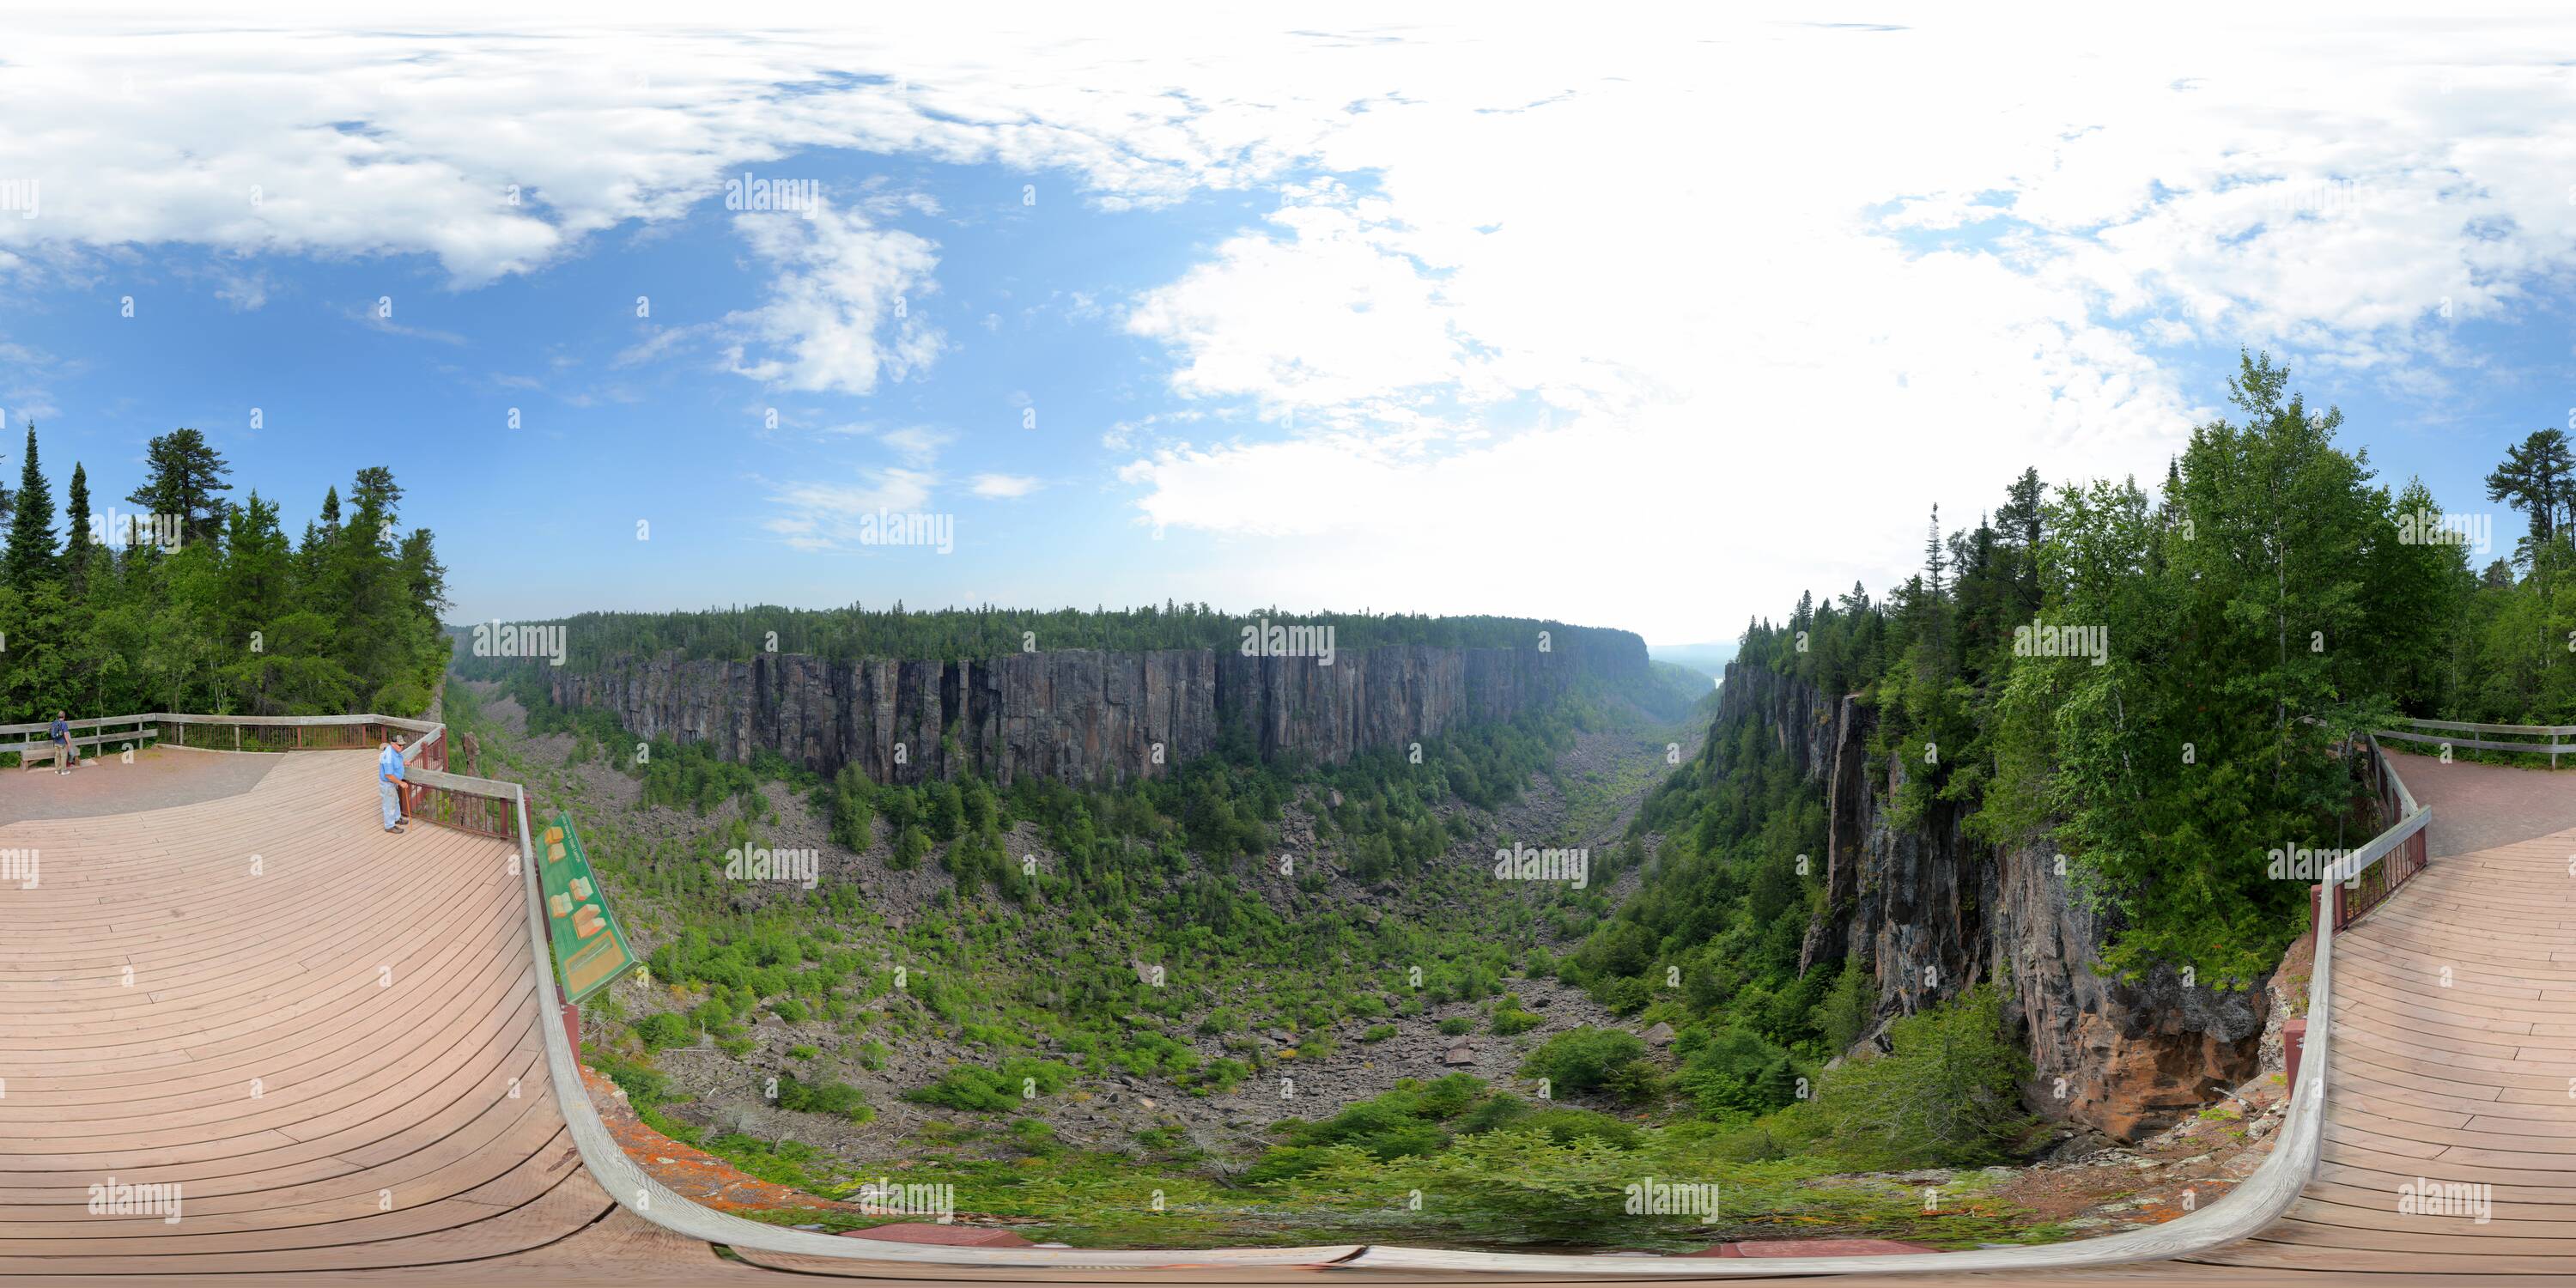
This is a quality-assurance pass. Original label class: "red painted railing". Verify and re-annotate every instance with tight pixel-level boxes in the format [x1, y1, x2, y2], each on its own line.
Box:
[409, 775, 518, 838]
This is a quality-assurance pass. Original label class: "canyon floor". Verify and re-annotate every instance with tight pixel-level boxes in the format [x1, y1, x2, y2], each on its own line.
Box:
[453, 678, 2286, 1252]
[463, 680, 1675, 1156]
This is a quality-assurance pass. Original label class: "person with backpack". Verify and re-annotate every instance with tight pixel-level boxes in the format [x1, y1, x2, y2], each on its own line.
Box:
[46, 712, 80, 775]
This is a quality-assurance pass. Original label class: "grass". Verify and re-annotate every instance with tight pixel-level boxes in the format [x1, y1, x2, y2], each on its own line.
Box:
[462, 677, 2092, 1255]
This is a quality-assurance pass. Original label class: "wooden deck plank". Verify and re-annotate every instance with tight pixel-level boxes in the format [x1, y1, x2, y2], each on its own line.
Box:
[11, 744, 2576, 1283]
[0, 750, 626, 1276]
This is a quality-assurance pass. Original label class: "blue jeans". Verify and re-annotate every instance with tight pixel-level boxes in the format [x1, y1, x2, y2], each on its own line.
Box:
[380, 779, 403, 828]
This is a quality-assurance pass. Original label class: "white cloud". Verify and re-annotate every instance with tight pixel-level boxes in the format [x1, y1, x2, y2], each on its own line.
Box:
[762, 468, 937, 552]
[724, 201, 943, 396]
[14, 10, 2576, 634]
[876, 425, 953, 467]
[969, 472, 1041, 499]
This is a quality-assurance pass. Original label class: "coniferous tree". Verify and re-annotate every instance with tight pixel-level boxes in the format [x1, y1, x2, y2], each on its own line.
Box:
[4, 423, 58, 593]
[63, 461, 93, 591]
[0, 428, 445, 726]
[127, 428, 234, 549]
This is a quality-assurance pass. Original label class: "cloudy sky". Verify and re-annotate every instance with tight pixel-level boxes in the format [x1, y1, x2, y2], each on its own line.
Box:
[1, 7, 2569, 643]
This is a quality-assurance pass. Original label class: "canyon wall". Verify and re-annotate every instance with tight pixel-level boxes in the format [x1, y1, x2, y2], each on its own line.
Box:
[542, 637, 1642, 787]
[1719, 659, 2266, 1142]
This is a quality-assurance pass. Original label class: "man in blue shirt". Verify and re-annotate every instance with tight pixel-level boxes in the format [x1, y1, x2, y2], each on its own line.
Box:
[378, 732, 408, 833]
[47, 711, 79, 775]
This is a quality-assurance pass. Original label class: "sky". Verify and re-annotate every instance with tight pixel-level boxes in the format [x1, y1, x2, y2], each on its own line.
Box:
[3, 7, 2573, 644]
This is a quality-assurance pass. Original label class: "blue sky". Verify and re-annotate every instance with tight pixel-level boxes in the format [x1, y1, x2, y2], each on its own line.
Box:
[5, 11, 2576, 644]
[10, 158, 1291, 623]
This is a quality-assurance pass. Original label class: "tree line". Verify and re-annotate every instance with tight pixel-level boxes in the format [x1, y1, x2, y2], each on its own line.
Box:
[447, 603, 1644, 674]
[0, 422, 451, 728]
[1697, 352, 2476, 991]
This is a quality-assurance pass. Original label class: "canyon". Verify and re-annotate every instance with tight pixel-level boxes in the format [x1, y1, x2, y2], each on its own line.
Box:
[538, 634, 1649, 788]
[1721, 660, 2267, 1142]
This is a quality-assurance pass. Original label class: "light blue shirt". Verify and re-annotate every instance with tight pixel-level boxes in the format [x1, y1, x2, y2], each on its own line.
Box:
[380, 744, 406, 782]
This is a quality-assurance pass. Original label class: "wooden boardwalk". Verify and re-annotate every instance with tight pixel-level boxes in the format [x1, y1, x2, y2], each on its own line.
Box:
[2178, 819, 2576, 1277]
[0, 750, 757, 1283]
[3, 745, 2573, 1282]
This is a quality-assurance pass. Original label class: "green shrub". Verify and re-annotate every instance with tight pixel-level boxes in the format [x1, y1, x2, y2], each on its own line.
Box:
[634, 1012, 693, 1050]
[1600, 975, 1653, 1015]
[1673, 1025, 1800, 1118]
[1518, 1027, 1647, 1095]
[891, 825, 929, 871]
[1811, 957, 1877, 1055]
[1455, 1092, 1531, 1135]
[1360, 1024, 1397, 1042]
[775, 1073, 872, 1121]
[1438, 1016, 1476, 1036]
[1193, 1057, 1251, 1093]
[1512, 1107, 1643, 1150]
[1491, 1006, 1541, 1036]
[905, 1057, 1078, 1113]
[1807, 985, 2035, 1169]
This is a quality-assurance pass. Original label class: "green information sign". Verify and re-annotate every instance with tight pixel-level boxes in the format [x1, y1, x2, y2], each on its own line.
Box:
[537, 812, 638, 1005]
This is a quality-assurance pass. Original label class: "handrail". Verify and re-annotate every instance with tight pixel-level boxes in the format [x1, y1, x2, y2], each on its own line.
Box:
[59, 707, 2439, 1276]
[0, 714, 161, 757]
[0, 714, 161, 737]
[2381, 716, 2576, 763]
[2389, 716, 2576, 737]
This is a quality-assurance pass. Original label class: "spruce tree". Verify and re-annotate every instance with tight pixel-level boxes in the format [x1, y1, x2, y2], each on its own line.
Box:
[3, 423, 58, 593]
[64, 461, 92, 588]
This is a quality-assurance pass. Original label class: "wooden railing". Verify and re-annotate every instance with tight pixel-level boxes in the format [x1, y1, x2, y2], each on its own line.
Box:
[156, 715, 389, 753]
[2327, 733, 2431, 932]
[406, 763, 519, 838]
[5, 702, 2458, 1276]
[41, 711, 530, 849]
[2379, 715, 2576, 766]
[0, 714, 161, 763]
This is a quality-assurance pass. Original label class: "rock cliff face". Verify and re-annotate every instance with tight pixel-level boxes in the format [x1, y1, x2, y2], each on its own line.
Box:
[544, 639, 1638, 788]
[1720, 659, 2264, 1142]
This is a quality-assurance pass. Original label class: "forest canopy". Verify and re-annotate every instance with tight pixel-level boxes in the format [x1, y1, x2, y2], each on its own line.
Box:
[0, 422, 450, 725]
[1698, 352, 2477, 987]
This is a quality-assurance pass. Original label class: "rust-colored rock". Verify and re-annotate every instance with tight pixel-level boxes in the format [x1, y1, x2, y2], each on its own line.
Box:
[1689, 1238, 1941, 1258]
[841, 1223, 1033, 1248]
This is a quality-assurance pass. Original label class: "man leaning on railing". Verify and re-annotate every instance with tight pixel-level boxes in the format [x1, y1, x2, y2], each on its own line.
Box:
[377, 732, 409, 834]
